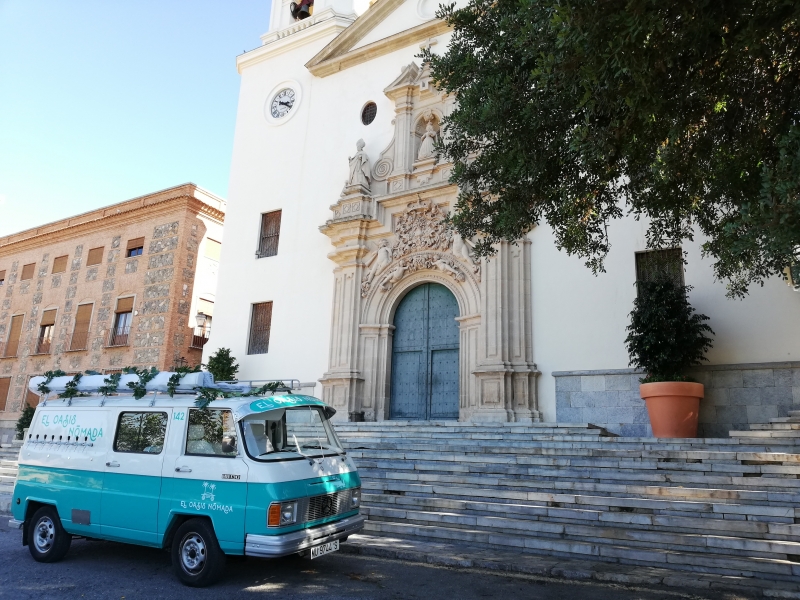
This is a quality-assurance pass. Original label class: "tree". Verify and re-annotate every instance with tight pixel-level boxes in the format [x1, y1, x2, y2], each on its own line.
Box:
[425, 0, 800, 297]
[16, 403, 36, 439]
[205, 348, 239, 382]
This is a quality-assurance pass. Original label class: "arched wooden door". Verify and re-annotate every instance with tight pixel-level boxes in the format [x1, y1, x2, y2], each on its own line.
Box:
[390, 283, 459, 420]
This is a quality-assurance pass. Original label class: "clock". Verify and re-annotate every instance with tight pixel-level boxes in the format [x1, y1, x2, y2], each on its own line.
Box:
[270, 88, 295, 119]
[264, 81, 302, 125]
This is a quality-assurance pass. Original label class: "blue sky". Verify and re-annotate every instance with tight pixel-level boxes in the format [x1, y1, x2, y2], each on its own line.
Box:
[0, 1, 270, 236]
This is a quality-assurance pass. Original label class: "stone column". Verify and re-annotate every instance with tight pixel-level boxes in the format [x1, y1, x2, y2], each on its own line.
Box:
[469, 240, 540, 422]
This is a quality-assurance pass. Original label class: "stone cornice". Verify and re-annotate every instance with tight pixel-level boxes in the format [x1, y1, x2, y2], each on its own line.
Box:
[307, 19, 451, 78]
[237, 11, 356, 74]
[0, 184, 226, 256]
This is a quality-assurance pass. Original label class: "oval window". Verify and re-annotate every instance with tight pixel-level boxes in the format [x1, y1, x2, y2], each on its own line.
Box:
[361, 102, 377, 125]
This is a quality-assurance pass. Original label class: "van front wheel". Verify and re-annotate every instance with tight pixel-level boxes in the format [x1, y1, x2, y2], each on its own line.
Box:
[28, 506, 71, 563]
[171, 519, 226, 587]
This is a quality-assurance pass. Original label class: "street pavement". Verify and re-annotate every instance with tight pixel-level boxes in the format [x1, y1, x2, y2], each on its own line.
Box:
[0, 526, 751, 599]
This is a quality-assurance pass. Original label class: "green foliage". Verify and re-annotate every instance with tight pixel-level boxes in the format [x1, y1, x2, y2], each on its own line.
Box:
[16, 403, 36, 438]
[125, 367, 159, 400]
[36, 370, 66, 395]
[204, 348, 239, 383]
[194, 387, 224, 409]
[98, 373, 122, 397]
[58, 373, 87, 400]
[167, 364, 202, 398]
[425, 0, 800, 297]
[625, 279, 715, 382]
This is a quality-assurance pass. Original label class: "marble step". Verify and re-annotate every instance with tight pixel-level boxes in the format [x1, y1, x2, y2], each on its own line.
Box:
[359, 480, 800, 521]
[758, 423, 800, 430]
[362, 506, 800, 560]
[730, 430, 800, 439]
[353, 466, 800, 505]
[361, 493, 800, 541]
[361, 519, 800, 581]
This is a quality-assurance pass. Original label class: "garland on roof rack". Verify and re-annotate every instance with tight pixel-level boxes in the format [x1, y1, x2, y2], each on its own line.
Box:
[37, 370, 67, 395]
[98, 373, 122, 397]
[58, 373, 89, 400]
[167, 364, 202, 398]
[192, 381, 289, 409]
[123, 367, 158, 400]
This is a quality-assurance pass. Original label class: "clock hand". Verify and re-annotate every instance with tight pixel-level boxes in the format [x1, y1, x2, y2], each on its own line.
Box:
[279, 101, 292, 107]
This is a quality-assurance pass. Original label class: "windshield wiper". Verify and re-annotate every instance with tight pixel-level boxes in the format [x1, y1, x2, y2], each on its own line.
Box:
[293, 434, 317, 466]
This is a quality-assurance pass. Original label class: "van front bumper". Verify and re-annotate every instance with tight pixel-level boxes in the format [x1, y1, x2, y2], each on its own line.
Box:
[244, 513, 364, 558]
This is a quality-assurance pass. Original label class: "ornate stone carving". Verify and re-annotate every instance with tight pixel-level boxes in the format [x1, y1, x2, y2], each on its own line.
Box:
[392, 199, 451, 257]
[344, 139, 371, 193]
[417, 112, 438, 161]
[362, 239, 392, 284]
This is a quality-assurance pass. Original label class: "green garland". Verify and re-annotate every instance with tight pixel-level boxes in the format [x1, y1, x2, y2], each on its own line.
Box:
[192, 380, 289, 409]
[98, 373, 122, 397]
[124, 366, 159, 400]
[167, 364, 202, 397]
[58, 373, 88, 400]
[37, 370, 67, 395]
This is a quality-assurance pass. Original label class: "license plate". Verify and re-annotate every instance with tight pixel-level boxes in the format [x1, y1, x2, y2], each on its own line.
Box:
[309, 539, 339, 559]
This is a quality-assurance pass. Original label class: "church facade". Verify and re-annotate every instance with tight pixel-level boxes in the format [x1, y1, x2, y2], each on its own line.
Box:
[208, 0, 799, 436]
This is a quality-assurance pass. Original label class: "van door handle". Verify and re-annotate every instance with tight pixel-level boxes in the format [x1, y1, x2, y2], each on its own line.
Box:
[175, 466, 192, 473]
[106, 461, 120, 468]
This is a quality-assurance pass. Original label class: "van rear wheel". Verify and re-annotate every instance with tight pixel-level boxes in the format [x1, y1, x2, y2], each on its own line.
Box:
[171, 519, 226, 587]
[28, 506, 71, 563]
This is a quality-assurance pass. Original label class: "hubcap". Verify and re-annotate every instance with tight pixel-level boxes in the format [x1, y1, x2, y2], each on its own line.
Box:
[34, 516, 55, 553]
[180, 532, 206, 574]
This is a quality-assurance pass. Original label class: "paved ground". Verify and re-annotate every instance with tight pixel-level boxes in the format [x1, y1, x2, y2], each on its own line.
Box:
[0, 527, 754, 600]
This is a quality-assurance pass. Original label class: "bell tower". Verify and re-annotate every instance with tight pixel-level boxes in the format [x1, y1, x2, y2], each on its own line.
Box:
[265, 0, 360, 40]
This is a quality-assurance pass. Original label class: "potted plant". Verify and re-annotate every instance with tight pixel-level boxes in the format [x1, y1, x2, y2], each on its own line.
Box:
[625, 277, 714, 438]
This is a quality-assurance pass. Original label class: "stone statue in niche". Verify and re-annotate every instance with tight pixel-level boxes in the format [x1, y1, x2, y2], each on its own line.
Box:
[417, 115, 438, 161]
[453, 235, 479, 266]
[362, 239, 392, 284]
[346, 139, 372, 191]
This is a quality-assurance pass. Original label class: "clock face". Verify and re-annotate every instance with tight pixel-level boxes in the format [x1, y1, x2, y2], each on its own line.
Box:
[270, 88, 296, 119]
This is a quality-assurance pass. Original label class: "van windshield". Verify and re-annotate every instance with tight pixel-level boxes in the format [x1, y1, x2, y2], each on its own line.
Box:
[241, 406, 344, 460]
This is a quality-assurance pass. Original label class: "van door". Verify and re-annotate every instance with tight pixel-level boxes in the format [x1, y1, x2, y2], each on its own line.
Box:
[101, 408, 171, 545]
[169, 407, 248, 554]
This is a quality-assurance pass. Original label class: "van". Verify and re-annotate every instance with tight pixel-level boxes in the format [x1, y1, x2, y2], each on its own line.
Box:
[8, 373, 364, 586]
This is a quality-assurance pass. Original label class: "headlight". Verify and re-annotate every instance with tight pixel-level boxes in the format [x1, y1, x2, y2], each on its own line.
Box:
[268, 501, 298, 527]
[351, 488, 361, 509]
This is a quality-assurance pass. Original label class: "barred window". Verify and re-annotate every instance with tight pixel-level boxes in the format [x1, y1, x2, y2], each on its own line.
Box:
[248, 301, 273, 355]
[257, 210, 282, 258]
[635, 249, 684, 292]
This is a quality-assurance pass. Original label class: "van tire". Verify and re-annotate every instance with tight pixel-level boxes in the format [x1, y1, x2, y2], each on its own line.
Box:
[28, 506, 71, 563]
[171, 519, 226, 587]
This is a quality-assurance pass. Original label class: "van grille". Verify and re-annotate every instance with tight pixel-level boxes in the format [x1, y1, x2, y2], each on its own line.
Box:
[304, 489, 352, 522]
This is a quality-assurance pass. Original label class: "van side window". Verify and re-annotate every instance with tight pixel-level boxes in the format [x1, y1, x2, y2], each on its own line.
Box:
[114, 412, 168, 454]
[186, 409, 237, 457]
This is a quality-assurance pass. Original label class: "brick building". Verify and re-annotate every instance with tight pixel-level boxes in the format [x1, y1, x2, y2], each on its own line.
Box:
[0, 183, 225, 440]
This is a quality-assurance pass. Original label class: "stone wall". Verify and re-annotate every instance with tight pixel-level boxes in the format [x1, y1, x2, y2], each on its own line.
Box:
[553, 362, 800, 437]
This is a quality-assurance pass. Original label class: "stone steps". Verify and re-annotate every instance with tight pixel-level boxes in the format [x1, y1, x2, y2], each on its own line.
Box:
[336, 422, 800, 583]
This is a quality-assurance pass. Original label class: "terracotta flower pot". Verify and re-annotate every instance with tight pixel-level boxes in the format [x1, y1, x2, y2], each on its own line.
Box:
[639, 381, 704, 438]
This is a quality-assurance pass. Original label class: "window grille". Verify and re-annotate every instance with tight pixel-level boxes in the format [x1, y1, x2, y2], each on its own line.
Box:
[248, 302, 273, 355]
[361, 102, 377, 125]
[257, 210, 282, 258]
[635, 248, 684, 293]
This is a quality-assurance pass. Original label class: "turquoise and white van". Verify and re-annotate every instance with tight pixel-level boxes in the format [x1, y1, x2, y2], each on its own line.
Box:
[8, 373, 363, 586]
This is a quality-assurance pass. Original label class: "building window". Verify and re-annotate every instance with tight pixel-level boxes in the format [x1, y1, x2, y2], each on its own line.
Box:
[3, 314, 24, 358]
[248, 301, 273, 355]
[0, 378, 10, 411]
[25, 387, 40, 408]
[126, 237, 145, 258]
[35, 309, 57, 355]
[20, 263, 35, 280]
[52, 256, 68, 274]
[0, 269, 5, 286]
[257, 210, 282, 258]
[114, 412, 168, 454]
[70, 303, 93, 351]
[108, 297, 133, 347]
[87, 247, 104, 266]
[635, 248, 684, 293]
[361, 102, 377, 125]
[205, 239, 222, 262]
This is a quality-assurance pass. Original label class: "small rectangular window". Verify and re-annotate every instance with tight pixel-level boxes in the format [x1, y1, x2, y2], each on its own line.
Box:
[4, 314, 24, 357]
[635, 248, 684, 294]
[114, 412, 168, 454]
[70, 303, 93, 351]
[20, 263, 35, 280]
[36, 309, 57, 355]
[205, 238, 222, 261]
[86, 247, 104, 266]
[25, 387, 40, 408]
[186, 409, 237, 457]
[0, 269, 6, 285]
[0, 378, 9, 411]
[52, 256, 68, 274]
[126, 237, 145, 258]
[248, 301, 272, 355]
[109, 297, 133, 347]
[257, 210, 282, 258]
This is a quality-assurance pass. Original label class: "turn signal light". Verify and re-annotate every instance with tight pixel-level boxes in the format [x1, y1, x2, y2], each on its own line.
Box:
[268, 503, 281, 527]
